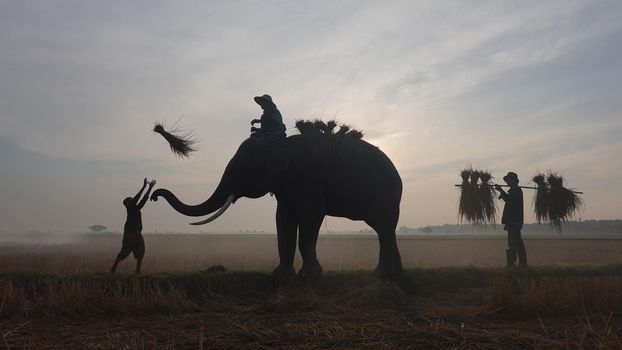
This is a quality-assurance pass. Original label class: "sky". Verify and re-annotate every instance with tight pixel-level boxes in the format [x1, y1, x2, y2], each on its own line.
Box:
[1, 1, 621, 233]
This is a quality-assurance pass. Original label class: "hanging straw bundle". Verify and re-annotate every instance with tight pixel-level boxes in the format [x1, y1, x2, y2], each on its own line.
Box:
[546, 172, 584, 232]
[457, 168, 496, 225]
[532, 173, 549, 224]
[478, 171, 497, 224]
[153, 120, 198, 158]
[458, 168, 473, 223]
[470, 170, 484, 224]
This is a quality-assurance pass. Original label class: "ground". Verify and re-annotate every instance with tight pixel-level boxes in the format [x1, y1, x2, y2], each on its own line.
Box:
[1, 234, 621, 348]
[1, 267, 622, 349]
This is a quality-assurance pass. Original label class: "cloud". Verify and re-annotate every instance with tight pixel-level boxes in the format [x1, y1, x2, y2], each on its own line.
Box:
[1, 1, 621, 231]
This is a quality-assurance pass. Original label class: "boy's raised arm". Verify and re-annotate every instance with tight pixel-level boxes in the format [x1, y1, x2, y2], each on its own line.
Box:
[138, 180, 156, 209]
[131, 178, 148, 206]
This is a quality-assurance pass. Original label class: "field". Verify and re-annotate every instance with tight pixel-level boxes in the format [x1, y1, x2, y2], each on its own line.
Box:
[1, 233, 622, 348]
[2, 233, 622, 274]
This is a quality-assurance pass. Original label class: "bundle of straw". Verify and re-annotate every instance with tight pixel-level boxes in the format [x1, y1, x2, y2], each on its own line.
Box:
[470, 170, 483, 223]
[457, 168, 496, 225]
[295, 119, 364, 139]
[478, 171, 497, 224]
[532, 173, 549, 224]
[458, 168, 473, 223]
[546, 172, 584, 232]
[153, 120, 198, 158]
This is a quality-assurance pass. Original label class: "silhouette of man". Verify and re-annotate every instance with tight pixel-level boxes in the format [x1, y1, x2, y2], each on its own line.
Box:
[495, 172, 526, 267]
[250, 94, 286, 138]
[111, 178, 155, 274]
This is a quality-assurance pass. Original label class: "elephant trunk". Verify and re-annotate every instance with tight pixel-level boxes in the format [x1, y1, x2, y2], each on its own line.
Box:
[151, 183, 232, 218]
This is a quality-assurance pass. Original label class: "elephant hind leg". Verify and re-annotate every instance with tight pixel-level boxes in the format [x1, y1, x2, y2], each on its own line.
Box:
[274, 204, 297, 279]
[366, 219, 403, 279]
[297, 214, 325, 279]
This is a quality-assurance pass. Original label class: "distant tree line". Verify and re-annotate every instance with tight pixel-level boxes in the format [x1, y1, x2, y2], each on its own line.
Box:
[398, 219, 622, 235]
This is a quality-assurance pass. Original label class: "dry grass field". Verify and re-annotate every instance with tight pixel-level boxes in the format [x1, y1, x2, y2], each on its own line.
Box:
[1, 233, 622, 275]
[1, 233, 622, 348]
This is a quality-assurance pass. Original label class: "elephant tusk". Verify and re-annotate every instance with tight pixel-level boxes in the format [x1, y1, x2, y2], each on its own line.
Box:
[189, 194, 236, 225]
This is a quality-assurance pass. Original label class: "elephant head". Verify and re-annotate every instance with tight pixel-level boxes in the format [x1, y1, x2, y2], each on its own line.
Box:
[151, 137, 289, 225]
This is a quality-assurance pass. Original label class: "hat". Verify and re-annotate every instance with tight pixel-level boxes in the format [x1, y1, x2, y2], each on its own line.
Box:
[503, 171, 519, 183]
[254, 94, 275, 107]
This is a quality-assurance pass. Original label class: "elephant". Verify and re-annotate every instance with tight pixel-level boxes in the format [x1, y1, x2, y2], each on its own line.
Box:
[151, 120, 403, 279]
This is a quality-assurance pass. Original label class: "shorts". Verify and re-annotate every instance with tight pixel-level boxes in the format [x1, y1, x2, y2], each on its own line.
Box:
[118, 230, 145, 259]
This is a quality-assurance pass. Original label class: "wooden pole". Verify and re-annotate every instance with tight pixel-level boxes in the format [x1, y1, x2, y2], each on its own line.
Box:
[454, 184, 583, 194]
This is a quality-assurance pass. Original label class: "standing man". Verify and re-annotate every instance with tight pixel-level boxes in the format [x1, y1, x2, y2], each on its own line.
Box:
[251, 94, 286, 138]
[495, 172, 527, 267]
[111, 178, 155, 274]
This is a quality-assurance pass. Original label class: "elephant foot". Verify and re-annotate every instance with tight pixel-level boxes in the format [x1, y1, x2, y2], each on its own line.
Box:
[298, 261, 323, 279]
[375, 260, 403, 280]
[272, 264, 296, 280]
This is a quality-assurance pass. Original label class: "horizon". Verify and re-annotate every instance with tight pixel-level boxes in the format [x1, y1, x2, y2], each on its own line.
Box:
[1, 1, 621, 233]
[3, 218, 621, 235]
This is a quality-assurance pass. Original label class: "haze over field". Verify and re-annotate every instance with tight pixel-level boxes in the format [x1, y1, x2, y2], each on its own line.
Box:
[1, 1, 621, 233]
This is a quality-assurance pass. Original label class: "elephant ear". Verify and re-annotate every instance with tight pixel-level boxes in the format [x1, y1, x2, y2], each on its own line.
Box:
[261, 138, 290, 177]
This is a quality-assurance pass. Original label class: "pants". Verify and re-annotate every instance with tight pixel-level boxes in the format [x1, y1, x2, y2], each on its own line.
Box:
[505, 224, 527, 267]
[117, 230, 145, 260]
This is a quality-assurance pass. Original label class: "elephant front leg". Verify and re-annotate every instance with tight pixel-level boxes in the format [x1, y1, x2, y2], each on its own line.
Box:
[298, 214, 324, 279]
[273, 203, 297, 279]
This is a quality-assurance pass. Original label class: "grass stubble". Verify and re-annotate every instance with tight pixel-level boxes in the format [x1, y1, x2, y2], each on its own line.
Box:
[1, 266, 622, 349]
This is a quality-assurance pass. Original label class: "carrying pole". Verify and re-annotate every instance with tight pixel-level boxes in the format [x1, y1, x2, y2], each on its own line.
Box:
[453, 184, 583, 194]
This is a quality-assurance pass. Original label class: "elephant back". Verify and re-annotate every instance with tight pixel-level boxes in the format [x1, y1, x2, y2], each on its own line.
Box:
[288, 120, 402, 196]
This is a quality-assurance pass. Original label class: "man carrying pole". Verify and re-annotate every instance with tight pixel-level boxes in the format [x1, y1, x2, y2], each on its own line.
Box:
[495, 172, 527, 268]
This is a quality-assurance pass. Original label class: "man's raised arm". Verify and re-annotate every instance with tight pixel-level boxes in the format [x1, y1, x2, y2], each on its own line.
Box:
[138, 180, 156, 209]
[131, 178, 148, 206]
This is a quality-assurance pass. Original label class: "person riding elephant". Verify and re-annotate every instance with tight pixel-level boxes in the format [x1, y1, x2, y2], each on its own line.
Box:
[151, 120, 403, 279]
[250, 94, 287, 138]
